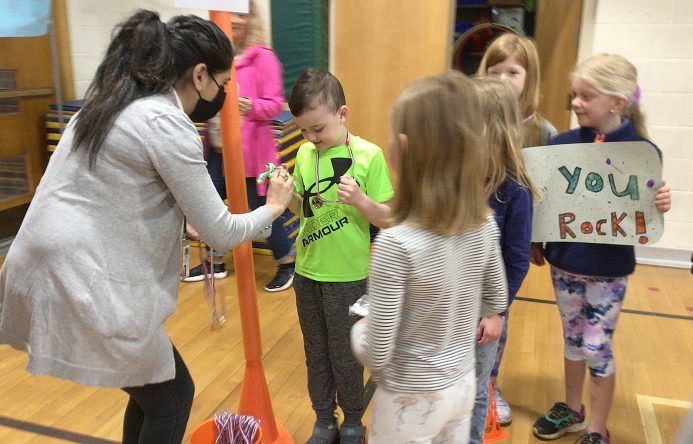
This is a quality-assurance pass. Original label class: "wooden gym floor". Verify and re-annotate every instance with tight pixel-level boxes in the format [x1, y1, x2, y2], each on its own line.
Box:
[0, 250, 691, 443]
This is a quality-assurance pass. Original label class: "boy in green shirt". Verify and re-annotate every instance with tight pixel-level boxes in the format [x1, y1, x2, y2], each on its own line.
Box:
[288, 68, 394, 444]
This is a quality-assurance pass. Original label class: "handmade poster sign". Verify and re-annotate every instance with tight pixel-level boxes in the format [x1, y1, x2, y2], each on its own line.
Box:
[523, 141, 663, 245]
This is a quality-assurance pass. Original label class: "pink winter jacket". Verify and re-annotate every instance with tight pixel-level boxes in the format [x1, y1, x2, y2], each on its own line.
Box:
[236, 45, 284, 193]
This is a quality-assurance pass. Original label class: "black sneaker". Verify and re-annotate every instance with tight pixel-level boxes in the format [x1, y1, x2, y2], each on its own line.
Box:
[182, 262, 227, 282]
[533, 402, 586, 440]
[305, 421, 338, 444]
[575, 430, 611, 444]
[339, 424, 366, 444]
[264, 263, 294, 292]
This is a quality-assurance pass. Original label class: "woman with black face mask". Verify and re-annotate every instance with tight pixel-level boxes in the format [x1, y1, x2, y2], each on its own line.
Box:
[182, 1, 295, 293]
[0, 10, 294, 444]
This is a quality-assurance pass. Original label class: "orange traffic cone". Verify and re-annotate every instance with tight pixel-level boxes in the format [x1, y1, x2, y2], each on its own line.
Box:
[208, 10, 293, 444]
[483, 382, 510, 443]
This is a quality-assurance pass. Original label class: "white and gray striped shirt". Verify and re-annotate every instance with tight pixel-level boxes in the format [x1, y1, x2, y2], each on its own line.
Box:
[353, 218, 508, 392]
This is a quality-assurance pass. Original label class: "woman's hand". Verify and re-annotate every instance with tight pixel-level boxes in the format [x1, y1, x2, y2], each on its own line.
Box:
[238, 97, 252, 116]
[530, 242, 545, 266]
[655, 181, 672, 213]
[476, 314, 502, 345]
[185, 222, 200, 241]
[265, 165, 294, 219]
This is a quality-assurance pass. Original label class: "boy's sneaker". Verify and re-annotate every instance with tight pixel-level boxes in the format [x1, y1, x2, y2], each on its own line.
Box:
[264, 262, 295, 292]
[494, 387, 512, 425]
[182, 262, 227, 282]
[575, 430, 611, 444]
[339, 424, 366, 444]
[533, 402, 587, 440]
[305, 422, 338, 444]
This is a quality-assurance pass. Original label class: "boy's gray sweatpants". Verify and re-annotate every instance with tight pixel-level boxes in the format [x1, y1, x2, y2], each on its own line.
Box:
[294, 273, 366, 426]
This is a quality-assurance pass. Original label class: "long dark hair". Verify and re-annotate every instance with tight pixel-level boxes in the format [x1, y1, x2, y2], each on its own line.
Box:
[73, 10, 233, 167]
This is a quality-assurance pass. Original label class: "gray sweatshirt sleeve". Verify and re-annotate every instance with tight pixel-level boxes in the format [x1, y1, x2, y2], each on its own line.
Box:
[146, 113, 273, 252]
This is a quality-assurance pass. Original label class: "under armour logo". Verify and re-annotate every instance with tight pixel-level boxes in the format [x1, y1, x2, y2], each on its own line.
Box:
[303, 157, 355, 218]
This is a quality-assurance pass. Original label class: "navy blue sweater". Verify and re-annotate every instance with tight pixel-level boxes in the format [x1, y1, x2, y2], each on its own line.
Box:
[490, 176, 533, 305]
[544, 120, 662, 277]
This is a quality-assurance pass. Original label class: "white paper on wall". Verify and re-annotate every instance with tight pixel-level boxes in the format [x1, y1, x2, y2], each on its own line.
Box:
[522, 141, 663, 245]
[173, 0, 248, 13]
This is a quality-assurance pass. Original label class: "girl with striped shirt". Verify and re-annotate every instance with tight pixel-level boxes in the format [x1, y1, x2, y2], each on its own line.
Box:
[351, 72, 508, 443]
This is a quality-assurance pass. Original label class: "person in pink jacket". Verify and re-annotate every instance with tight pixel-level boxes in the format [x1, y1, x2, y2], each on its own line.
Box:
[184, 1, 295, 291]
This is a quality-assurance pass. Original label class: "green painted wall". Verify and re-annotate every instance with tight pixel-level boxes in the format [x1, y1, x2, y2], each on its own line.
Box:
[271, 0, 328, 97]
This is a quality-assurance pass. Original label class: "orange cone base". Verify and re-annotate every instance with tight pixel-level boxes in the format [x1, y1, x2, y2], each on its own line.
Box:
[483, 380, 510, 443]
[238, 362, 294, 444]
[483, 423, 510, 443]
[260, 419, 293, 444]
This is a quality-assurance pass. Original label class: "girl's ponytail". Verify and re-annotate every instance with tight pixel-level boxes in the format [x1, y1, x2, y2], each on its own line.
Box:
[624, 102, 650, 140]
[73, 10, 175, 167]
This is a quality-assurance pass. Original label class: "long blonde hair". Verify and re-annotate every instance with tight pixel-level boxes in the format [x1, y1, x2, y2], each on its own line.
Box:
[235, 0, 268, 50]
[389, 71, 490, 235]
[475, 77, 540, 200]
[477, 33, 545, 147]
[572, 53, 648, 138]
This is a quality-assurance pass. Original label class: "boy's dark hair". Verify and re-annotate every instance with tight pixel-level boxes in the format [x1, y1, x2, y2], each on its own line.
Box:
[73, 10, 233, 168]
[288, 68, 346, 116]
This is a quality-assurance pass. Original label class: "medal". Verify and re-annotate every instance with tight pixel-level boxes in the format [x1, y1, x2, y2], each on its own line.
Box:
[311, 195, 324, 208]
[312, 132, 354, 208]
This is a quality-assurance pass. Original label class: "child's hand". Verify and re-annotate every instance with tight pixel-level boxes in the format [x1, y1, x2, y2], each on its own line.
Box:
[530, 242, 545, 266]
[476, 314, 502, 345]
[655, 181, 672, 213]
[338, 176, 364, 206]
[185, 222, 200, 241]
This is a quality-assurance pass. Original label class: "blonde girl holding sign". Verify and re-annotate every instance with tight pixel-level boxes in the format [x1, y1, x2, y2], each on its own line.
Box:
[531, 54, 671, 444]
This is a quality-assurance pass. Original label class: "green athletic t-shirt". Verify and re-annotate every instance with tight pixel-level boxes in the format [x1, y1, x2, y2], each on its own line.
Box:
[293, 135, 394, 281]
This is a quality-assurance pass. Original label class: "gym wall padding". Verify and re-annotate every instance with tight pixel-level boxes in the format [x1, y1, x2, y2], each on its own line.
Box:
[270, 0, 329, 96]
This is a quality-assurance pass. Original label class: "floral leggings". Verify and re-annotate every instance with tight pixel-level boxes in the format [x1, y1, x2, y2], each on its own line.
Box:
[551, 267, 627, 377]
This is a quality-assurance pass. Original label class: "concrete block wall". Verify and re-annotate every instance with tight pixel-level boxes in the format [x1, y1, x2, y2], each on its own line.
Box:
[578, 0, 692, 262]
[62, 0, 693, 264]
[65, 0, 271, 99]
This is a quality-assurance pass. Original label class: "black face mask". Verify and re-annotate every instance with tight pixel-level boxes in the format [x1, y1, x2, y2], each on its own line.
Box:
[189, 72, 226, 122]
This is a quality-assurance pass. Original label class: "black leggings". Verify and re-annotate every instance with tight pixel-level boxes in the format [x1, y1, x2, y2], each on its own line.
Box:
[121, 345, 195, 444]
[293, 275, 366, 426]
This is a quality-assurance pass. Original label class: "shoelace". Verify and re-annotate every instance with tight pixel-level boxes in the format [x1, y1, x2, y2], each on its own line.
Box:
[576, 432, 608, 444]
[548, 402, 576, 420]
[494, 390, 508, 406]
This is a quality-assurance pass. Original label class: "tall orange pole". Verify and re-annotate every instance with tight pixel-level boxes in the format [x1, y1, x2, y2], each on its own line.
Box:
[209, 10, 293, 444]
